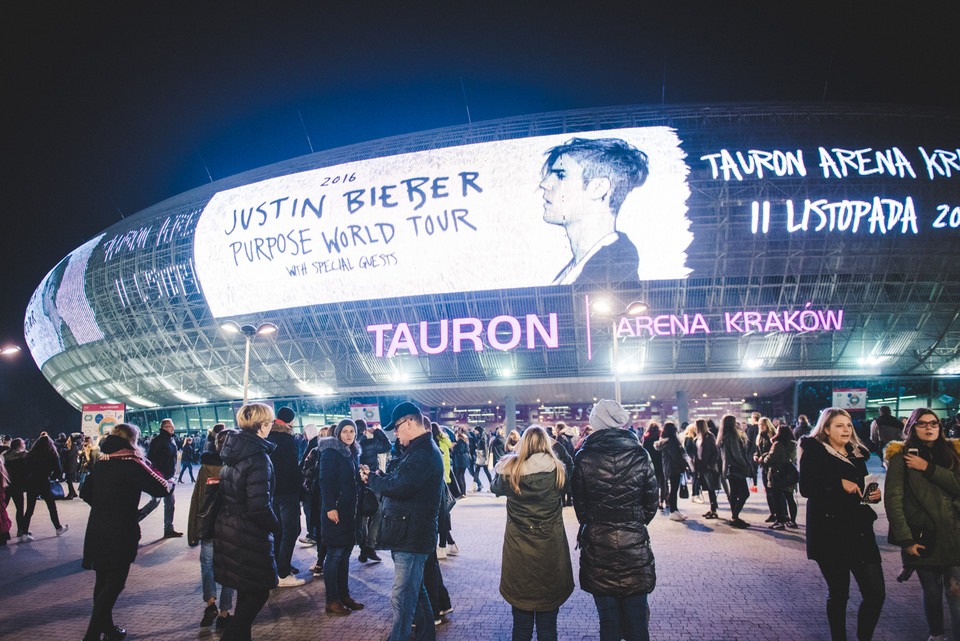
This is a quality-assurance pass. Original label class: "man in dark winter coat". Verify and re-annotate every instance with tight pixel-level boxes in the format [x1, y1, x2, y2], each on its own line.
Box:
[357, 419, 391, 562]
[870, 405, 904, 457]
[139, 418, 182, 537]
[573, 399, 660, 641]
[490, 427, 506, 466]
[213, 404, 280, 641]
[364, 402, 443, 641]
[268, 406, 305, 586]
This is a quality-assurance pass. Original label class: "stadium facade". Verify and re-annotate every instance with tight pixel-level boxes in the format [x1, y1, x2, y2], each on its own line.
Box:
[25, 103, 960, 433]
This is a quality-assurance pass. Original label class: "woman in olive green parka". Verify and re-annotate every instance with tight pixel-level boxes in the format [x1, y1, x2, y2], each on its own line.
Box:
[884, 408, 960, 641]
[492, 425, 574, 641]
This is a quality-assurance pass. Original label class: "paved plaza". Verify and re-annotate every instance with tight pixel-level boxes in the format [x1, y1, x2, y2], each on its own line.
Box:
[0, 459, 932, 641]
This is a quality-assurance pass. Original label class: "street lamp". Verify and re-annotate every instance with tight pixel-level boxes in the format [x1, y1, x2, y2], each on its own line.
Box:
[591, 299, 647, 404]
[220, 321, 278, 404]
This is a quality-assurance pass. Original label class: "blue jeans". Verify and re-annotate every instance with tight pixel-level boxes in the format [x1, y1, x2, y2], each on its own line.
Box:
[594, 594, 650, 641]
[272, 495, 301, 577]
[138, 483, 175, 531]
[512, 606, 558, 641]
[389, 551, 434, 641]
[323, 545, 352, 604]
[200, 541, 234, 610]
[916, 566, 960, 639]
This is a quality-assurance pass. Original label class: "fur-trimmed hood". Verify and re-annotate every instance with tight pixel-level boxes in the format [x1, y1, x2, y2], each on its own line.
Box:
[270, 420, 294, 435]
[317, 435, 357, 459]
[885, 439, 960, 461]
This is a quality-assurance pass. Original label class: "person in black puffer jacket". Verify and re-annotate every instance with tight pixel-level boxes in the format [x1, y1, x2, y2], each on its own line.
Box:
[317, 419, 364, 615]
[800, 408, 884, 641]
[81, 423, 171, 641]
[213, 404, 280, 641]
[573, 399, 660, 641]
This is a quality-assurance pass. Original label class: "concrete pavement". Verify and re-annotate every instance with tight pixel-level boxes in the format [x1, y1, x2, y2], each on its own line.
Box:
[0, 459, 931, 640]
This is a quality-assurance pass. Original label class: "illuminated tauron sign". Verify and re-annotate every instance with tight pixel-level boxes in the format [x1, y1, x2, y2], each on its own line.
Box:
[368, 314, 559, 358]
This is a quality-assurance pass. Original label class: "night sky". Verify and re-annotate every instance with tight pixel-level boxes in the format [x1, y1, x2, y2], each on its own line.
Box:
[2, 2, 957, 436]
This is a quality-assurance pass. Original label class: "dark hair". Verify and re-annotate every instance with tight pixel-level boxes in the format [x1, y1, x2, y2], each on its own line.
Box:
[904, 408, 959, 471]
[661, 422, 678, 441]
[542, 137, 649, 213]
[773, 425, 796, 443]
[28, 434, 56, 459]
[355, 419, 367, 431]
[717, 415, 742, 446]
[216, 428, 237, 452]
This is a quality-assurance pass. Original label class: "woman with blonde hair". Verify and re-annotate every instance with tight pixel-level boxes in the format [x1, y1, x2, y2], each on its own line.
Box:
[213, 403, 280, 641]
[800, 408, 883, 641]
[505, 429, 521, 454]
[492, 425, 573, 641]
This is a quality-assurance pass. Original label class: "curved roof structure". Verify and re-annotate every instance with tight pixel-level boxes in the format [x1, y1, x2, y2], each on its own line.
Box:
[25, 103, 960, 411]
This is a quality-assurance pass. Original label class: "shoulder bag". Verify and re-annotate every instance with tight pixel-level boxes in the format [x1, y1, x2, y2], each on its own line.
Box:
[358, 486, 380, 517]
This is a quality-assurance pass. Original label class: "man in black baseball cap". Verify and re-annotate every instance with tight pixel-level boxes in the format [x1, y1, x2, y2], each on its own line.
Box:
[364, 401, 443, 640]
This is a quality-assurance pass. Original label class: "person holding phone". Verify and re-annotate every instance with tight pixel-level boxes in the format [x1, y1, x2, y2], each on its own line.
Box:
[799, 408, 884, 641]
[884, 408, 960, 641]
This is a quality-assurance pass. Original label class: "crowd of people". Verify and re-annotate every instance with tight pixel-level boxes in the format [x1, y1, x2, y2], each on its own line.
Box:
[1, 402, 960, 641]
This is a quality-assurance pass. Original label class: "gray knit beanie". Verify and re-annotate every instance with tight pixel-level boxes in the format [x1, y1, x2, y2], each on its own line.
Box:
[589, 399, 630, 430]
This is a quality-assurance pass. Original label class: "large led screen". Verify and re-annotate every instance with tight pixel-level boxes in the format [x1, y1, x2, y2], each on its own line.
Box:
[193, 127, 693, 317]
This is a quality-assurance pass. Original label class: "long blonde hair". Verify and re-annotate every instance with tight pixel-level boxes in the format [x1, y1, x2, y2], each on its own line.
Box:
[811, 408, 866, 450]
[497, 425, 565, 495]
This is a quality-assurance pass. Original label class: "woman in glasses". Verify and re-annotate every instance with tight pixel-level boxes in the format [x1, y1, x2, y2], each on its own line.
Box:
[884, 408, 960, 641]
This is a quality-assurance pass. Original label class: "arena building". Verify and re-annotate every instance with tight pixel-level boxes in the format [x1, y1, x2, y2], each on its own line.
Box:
[24, 103, 960, 434]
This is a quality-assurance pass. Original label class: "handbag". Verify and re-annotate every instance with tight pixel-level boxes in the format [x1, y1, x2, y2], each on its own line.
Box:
[48, 479, 65, 500]
[358, 486, 380, 517]
[196, 478, 223, 540]
[770, 463, 799, 489]
[475, 450, 487, 467]
[679, 482, 689, 499]
[442, 483, 457, 513]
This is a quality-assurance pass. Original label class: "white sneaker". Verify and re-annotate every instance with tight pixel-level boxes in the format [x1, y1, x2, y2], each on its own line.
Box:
[18, 534, 33, 544]
[276, 575, 306, 587]
[669, 511, 687, 521]
[447, 544, 459, 556]
[927, 636, 945, 641]
[437, 546, 447, 559]
[691, 496, 705, 504]
[56, 525, 69, 536]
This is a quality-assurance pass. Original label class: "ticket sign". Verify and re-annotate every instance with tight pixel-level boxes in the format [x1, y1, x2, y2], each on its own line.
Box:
[81, 403, 126, 437]
[832, 389, 867, 411]
[350, 403, 382, 426]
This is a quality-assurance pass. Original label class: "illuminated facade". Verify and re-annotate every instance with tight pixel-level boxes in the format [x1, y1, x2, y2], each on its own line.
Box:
[26, 104, 960, 431]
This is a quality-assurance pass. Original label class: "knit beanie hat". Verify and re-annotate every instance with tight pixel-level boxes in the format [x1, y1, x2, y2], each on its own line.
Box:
[589, 399, 629, 430]
[334, 418, 357, 441]
[276, 406, 296, 425]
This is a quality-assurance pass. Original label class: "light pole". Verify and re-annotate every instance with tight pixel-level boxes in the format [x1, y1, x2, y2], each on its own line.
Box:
[591, 299, 647, 404]
[220, 322, 277, 404]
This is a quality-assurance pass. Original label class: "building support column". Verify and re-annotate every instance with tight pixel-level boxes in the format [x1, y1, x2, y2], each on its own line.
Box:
[505, 395, 517, 433]
[676, 390, 689, 426]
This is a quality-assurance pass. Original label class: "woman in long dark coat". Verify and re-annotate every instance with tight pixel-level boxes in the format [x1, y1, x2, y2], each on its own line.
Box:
[213, 403, 280, 641]
[318, 418, 364, 615]
[799, 407, 884, 641]
[24, 434, 68, 536]
[492, 425, 574, 641]
[81, 423, 171, 641]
